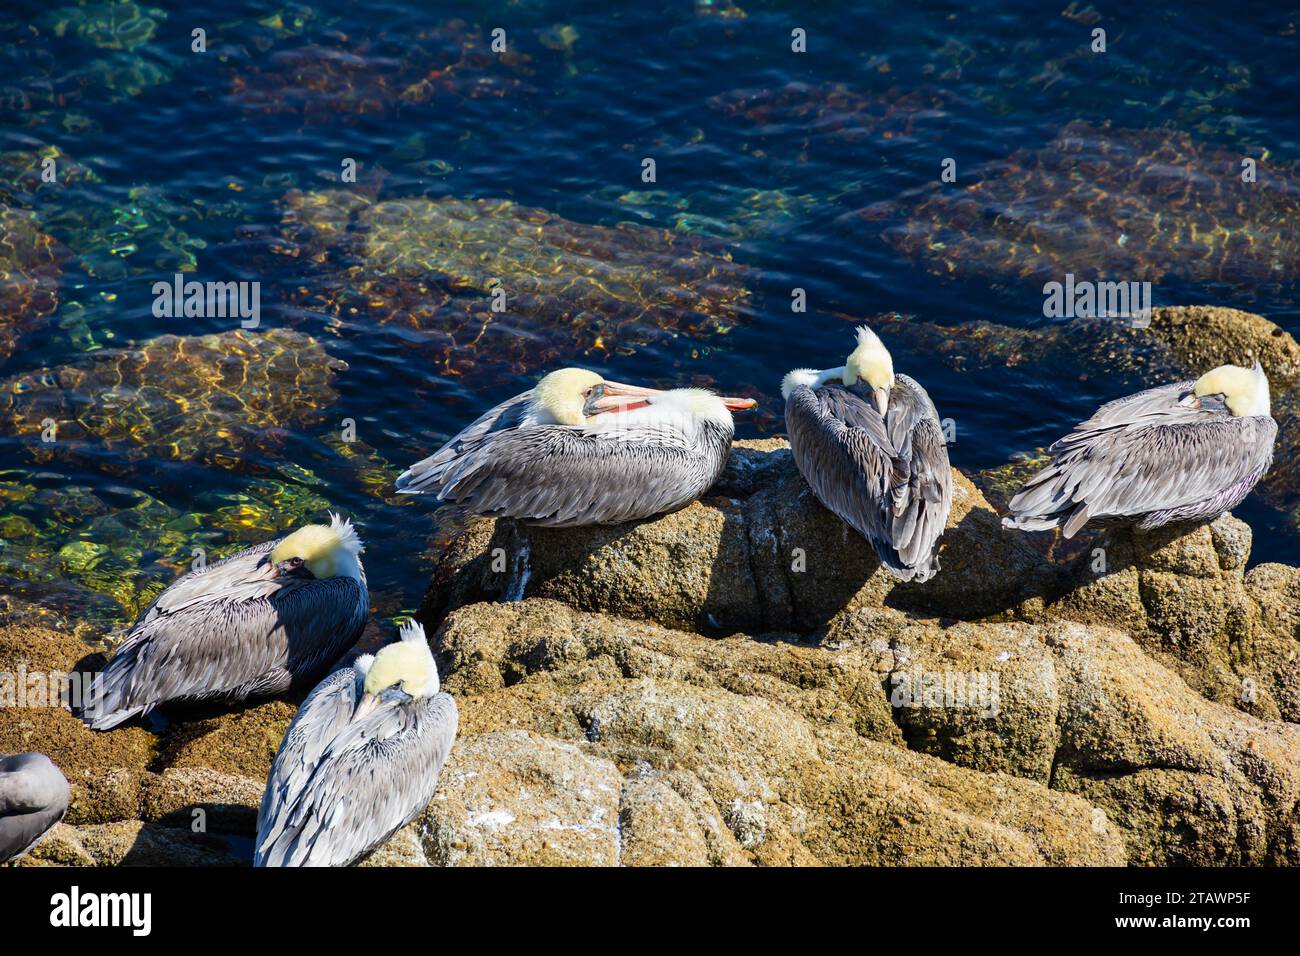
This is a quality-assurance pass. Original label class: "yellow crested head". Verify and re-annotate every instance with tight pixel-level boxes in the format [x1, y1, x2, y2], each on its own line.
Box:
[1193, 362, 1271, 418]
[533, 368, 604, 425]
[270, 513, 365, 581]
[363, 621, 439, 698]
[843, 326, 895, 390]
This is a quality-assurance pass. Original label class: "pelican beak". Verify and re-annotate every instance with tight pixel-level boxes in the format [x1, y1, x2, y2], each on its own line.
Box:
[1179, 393, 1202, 409]
[720, 396, 757, 411]
[870, 386, 890, 417]
[352, 692, 381, 723]
[587, 380, 662, 415]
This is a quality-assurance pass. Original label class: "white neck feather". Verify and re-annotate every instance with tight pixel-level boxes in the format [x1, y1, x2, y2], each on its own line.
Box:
[782, 367, 845, 399]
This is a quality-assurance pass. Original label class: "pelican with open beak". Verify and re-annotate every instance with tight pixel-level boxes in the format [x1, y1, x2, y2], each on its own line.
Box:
[395, 367, 757, 526]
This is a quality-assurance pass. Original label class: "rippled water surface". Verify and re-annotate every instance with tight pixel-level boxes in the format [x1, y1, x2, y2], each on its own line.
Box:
[2, 0, 1298, 633]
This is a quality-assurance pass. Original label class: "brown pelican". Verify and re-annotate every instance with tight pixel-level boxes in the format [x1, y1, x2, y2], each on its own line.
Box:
[0, 753, 69, 863]
[1003, 362, 1276, 537]
[783, 327, 953, 582]
[395, 367, 757, 526]
[81, 514, 369, 731]
[255, 620, 457, 867]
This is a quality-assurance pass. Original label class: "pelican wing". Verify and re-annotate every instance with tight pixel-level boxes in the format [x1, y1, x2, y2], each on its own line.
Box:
[395, 389, 534, 495]
[255, 693, 459, 867]
[886, 376, 953, 576]
[0, 754, 69, 864]
[256, 665, 360, 857]
[786, 383, 898, 556]
[81, 540, 367, 730]
[1007, 382, 1278, 535]
[420, 418, 720, 526]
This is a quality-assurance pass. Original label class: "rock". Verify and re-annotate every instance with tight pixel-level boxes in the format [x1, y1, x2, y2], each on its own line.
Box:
[426, 601, 1125, 866]
[421, 439, 1058, 636]
[1048, 515, 1295, 720]
[139, 768, 264, 834]
[416, 423, 1300, 866]
[74, 820, 245, 867]
[422, 730, 623, 867]
[1243, 564, 1300, 723]
[358, 824, 428, 867]
[11, 301, 1300, 868]
[0, 621, 156, 825]
[12, 823, 95, 867]
[157, 699, 296, 781]
[437, 597, 901, 745]
[618, 771, 748, 866]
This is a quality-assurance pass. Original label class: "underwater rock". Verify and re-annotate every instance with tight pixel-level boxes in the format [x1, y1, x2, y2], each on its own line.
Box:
[0, 145, 101, 206]
[39, 182, 214, 280]
[710, 82, 953, 146]
[881, 121, 1300, 290]
[0, 327, 347, 466]
[229, 20, 531, 123]
[47, 2, 164, 52]
[0, 10, 172, 133]
[0, 206, 68, 366]
[592, 183, 827, 242]
[277, 191, 754, 383]
[0, 473, 354, 631]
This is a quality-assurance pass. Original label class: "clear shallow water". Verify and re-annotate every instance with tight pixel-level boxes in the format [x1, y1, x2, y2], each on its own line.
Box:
[1, 0, 1297, 633]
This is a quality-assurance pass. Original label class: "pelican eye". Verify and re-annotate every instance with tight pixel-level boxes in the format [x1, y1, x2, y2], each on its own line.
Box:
[289, 556, 304, 568]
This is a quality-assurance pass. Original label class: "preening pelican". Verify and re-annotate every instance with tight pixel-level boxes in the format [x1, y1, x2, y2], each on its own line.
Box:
[783, 327, 952, 582]
[255, 620, 458, 867]
[0, 753, 69, 864]
[81, 514, 369, 731]
[395, 367, 757, 526]
[1003, 362, 1277, 537]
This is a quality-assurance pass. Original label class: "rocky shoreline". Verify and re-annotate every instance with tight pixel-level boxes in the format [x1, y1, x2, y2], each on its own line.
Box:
[3, 305, 1299, 866]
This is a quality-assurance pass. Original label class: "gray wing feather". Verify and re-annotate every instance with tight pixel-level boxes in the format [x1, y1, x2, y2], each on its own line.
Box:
[396, 390, 534, 495]
[0, 753, 69, 863]
[256, 693, 459, 867]
[403, 409, 733, 527]
[786, 384, 900, 568]
[255, 666, 360, 857]
[81, 540, 368, 730]
[1006, 381, 1277, 535]
[886, 376, 953, 580]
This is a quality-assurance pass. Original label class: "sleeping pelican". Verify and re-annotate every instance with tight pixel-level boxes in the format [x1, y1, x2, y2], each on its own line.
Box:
[81, 514, 369, 731]
[255, 620, 457, 867]
[1003, 362, 1276, 537]
[783, 326, 952, 582]
[1, 753, 69, 864]
[395, 367, 757, 526]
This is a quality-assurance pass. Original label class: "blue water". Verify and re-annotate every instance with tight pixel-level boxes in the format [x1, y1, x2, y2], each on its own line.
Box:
[2, 0, 1298, 629]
